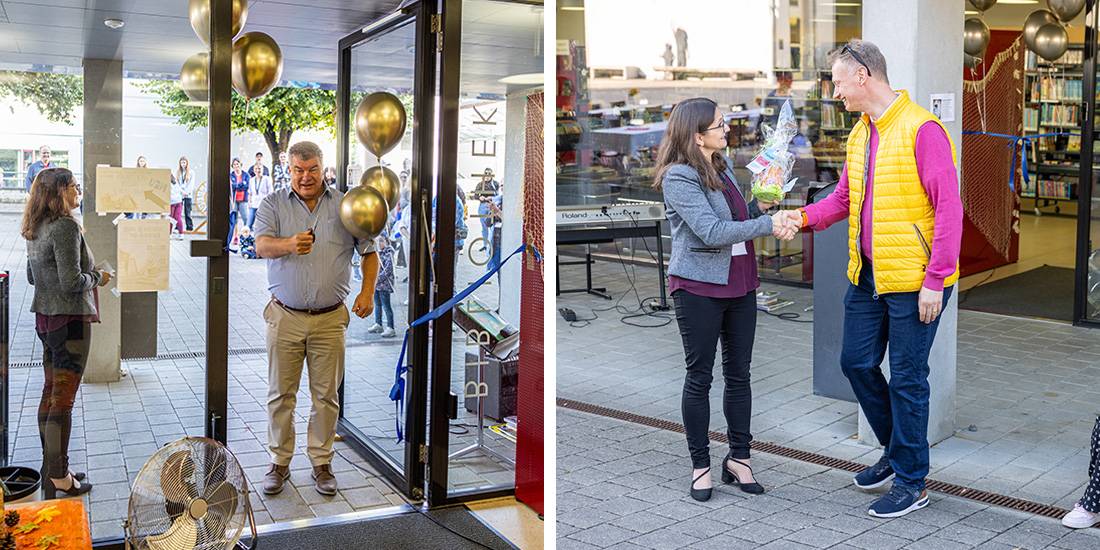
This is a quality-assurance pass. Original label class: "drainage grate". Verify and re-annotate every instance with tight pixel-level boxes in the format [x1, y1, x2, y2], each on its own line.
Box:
[6, 340, 403, 370]
[558, 398, 1082, 524]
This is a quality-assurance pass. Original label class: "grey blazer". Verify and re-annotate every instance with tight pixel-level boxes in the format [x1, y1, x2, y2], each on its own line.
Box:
[26, 216, 102, 316]
[662, 158, 773, 286]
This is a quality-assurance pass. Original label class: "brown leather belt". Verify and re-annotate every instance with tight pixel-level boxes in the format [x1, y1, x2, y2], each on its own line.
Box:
[272, 297, 342, 315]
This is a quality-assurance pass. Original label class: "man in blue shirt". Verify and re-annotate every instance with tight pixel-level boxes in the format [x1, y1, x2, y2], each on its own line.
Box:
[253, 141, 378, 497]
[24, 146, 53, 191]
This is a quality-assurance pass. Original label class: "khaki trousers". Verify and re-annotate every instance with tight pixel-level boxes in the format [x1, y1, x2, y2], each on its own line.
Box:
[264, 300, 349, 467]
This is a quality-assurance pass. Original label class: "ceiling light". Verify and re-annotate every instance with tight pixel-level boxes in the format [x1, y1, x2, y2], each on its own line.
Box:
[812, 18, 837, 23]
[104, 18, 124, 29]
[995, 0, 1038, 4]
[965, 10, 979, 15]
[560, 0, 584, 10]
[499, 73, 543, 85]
[821, 2, 861, 6]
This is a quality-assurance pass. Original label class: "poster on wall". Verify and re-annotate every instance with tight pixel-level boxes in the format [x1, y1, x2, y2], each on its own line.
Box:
[117, 218, 170, 292]
[95, 166, 171, 214]
[930, 93, 955, 123]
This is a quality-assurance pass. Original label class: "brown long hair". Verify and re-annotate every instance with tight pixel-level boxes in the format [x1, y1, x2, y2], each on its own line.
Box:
[21, 167, 76, 240]
[653, 97, 728, 192]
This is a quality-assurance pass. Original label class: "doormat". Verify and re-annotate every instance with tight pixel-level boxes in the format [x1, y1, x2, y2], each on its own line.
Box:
[250, 506, 516, 550]
[959, 265, 1074, 322]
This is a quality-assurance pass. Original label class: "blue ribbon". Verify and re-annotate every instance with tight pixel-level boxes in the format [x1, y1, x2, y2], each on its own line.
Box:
[389, 242, 542, 442]
[962, 130, 1080, 191]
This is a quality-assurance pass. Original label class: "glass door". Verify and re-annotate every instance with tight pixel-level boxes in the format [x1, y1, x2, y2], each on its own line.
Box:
[1079, 1, 1100, 326]
[335, 1, 437, 500]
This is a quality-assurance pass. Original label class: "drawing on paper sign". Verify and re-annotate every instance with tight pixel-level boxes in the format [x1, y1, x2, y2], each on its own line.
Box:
[95, 166, 171, 214]
[117, 219, 170, 292]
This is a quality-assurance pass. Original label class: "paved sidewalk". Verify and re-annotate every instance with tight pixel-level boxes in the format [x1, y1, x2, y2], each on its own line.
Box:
[558, 408, 1100, 550]
[556, 254, 1099, 512]
[1, 211, 517, 540]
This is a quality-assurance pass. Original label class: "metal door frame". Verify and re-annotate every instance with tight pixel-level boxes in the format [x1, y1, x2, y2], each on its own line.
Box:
[1077, 0, 1100, 328]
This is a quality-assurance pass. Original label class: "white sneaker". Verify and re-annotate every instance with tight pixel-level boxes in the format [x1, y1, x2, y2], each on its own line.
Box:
[367, 323, 383, 333]
[381, 327, 396, 338]
[1062, 504, 1100, 529]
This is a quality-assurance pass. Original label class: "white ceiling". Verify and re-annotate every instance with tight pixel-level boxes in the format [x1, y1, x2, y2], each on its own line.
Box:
[0, 0, 543, 94]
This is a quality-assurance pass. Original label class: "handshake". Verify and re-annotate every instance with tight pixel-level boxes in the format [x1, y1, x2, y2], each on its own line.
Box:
[769, 209, 802, 241]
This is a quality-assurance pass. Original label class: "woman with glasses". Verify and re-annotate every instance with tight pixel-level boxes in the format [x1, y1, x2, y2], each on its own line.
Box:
[22, 167, 109, 499]
[653, 97, 798, 502]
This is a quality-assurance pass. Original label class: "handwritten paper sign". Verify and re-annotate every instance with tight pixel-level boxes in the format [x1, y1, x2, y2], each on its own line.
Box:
[117, 218, 170, 292]
[95, 166, 171, 214]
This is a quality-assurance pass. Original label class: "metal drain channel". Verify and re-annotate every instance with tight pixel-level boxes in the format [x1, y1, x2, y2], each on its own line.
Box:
[559, 398, 1082, 523]
[8, 340, 401, 369]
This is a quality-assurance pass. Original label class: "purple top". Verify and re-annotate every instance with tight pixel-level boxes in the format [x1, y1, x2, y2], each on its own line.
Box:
[669, 171, 759, 299]
[35, 287, 100, 333]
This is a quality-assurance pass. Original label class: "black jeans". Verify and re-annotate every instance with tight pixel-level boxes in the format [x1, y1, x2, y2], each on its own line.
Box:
[35, 321, 90, 481]
[182, 197, 194, 231]
[674, 289, 756, 469]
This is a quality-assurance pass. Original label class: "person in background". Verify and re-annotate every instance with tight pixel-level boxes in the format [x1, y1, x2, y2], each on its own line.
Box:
[367, 233, 396, 338]
[273, 151, 291, 191]
[169, 171, 185, 239]
[249, 165, 274, 231]
[249, 151, 270, 180]
[137, 156, 148, 169]
[238, 227, 257, 259]
[1062, 415, 1100, 529]
[486, 183, 504, 277]
[24, 145, 53, 192]
[177, 156, 195, 232]
[323, 167, 338, 188]
[22, 167, 109, 499]
[473, 168, 499, 251]
[125, 156, 151, 220]
[230, 157, 251, 246]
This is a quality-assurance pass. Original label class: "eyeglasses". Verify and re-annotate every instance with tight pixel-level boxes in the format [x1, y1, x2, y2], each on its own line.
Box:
[842, 45, 872, 77]
[704, 120, 727, 132]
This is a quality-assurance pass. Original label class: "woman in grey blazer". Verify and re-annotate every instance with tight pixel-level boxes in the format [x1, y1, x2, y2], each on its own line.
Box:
[22, 167, 109, 499]
[654, 98, 798, 502]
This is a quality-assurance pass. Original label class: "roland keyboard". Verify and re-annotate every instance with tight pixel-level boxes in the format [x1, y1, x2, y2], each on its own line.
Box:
[556, 202, 665, 226]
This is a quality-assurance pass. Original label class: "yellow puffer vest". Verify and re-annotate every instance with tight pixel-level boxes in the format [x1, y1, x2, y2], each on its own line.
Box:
[845, 90, 960, 294]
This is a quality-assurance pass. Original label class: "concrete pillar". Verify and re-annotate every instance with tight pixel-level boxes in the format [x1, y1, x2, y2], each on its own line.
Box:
[856, 0, 963, 446]
[81, 59, 123, 383]
[499, 87, 539, 325]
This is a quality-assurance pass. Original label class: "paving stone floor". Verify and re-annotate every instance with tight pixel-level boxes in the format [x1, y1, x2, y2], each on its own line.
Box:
[0, 211, 516, 541]
[556, 249, 1100, 548]
[558, 408, 1100, 550]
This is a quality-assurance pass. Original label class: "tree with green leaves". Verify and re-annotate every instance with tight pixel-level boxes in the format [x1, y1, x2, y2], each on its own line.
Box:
[0, 71, 83, 125]
[137, 80, 337, 160]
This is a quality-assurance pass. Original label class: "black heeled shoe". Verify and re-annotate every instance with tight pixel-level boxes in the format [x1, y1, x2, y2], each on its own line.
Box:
[723, 457, 765, 495]
[43, 474, 92, 500]
[690, 468, 712, 502]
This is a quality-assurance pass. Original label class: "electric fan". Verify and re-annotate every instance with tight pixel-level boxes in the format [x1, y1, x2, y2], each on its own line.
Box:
[125, 437, 257, 550]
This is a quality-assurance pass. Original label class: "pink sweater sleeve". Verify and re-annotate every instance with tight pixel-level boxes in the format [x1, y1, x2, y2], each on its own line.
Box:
[802, 163, 850, 230]
[915, 121, 963, 291]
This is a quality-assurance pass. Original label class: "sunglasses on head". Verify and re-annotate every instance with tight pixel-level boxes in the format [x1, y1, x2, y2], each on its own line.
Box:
[843, 45, 872, 77]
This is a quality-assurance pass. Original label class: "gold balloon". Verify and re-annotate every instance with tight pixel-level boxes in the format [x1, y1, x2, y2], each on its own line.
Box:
[355, 92, 407, 158]
[359, 166, 400, 210]
[231, 32, 284, 99]
[188, 0, 248, 47]
[180, 52, 209, 103]
[339, 186, 389, 239]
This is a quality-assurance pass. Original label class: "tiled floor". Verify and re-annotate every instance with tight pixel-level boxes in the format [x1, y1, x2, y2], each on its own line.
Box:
[556, 245, 1100, 548]
[0, 210, 518, 540]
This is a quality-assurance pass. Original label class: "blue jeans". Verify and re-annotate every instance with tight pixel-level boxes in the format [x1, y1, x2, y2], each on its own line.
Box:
[374, 290, 394, 329]
[478, 202, 491, 243]
[841, 260, 953, 492]
[249, 207, 259, 230]
[233, 201, 250, 237]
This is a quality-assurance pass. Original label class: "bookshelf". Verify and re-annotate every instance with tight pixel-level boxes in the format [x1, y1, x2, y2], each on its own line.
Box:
[1022, 45, 1091, 215]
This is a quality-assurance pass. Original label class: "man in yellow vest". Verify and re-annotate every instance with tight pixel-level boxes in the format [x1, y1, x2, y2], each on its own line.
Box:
[777, 39, 963, 518]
